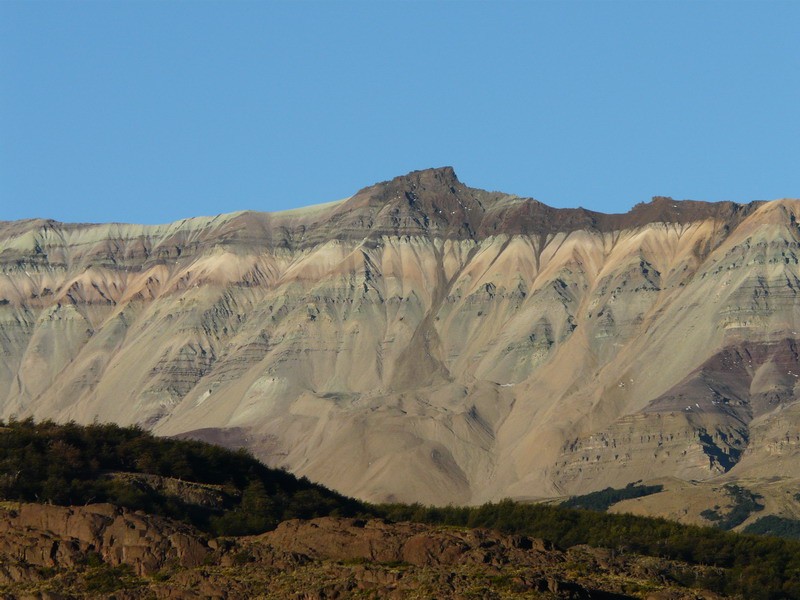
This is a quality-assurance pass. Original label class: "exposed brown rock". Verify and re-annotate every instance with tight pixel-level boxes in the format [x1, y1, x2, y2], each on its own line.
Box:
[104, 472, 232, 510]
[260, 517, 555, 570]
[0, 503, 209, 577]
[0, 510, 729, 599]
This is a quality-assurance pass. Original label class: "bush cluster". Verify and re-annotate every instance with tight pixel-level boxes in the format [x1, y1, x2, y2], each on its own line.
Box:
[0, 418, 362, 535]
[559, 482, 664, 512]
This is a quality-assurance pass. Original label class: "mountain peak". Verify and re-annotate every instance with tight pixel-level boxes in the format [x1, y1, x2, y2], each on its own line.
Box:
[352, 166, 461, 199]
[331, 166, 486, 240]
[398, 166, 460, 186]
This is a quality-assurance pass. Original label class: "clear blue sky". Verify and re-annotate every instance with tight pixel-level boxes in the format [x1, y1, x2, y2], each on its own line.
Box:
[2, 1, 798, 224]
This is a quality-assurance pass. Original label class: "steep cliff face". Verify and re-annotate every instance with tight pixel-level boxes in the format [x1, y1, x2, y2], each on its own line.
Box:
[2, 168, 799, 504]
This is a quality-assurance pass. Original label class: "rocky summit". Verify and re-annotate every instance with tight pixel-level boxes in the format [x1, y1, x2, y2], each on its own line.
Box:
[1, 167, 800, 518]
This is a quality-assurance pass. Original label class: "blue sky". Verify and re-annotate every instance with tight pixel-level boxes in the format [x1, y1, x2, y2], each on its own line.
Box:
[2, 1, 798, 224]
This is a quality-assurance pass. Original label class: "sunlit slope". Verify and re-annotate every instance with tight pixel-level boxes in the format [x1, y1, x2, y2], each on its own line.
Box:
[1, 168, 799, 505]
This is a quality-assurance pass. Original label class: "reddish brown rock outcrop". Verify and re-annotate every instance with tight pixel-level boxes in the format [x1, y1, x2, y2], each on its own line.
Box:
[0, 509, 729, 599]
[260, 516, 554, 570]
[0, 503, 209, 578]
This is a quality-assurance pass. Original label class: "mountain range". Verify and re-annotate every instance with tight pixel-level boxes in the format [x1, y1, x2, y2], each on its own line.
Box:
[2, 167, 799, 525]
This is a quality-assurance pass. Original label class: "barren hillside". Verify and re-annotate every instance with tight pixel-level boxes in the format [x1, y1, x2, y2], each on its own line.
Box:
[2, 167, 799, 511]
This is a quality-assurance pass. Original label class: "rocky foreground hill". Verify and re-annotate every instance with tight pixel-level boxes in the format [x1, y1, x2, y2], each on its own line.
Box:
[1, 420, 797, 598]
[0, 503, 728, 600]
[1, 168, 800, 517]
